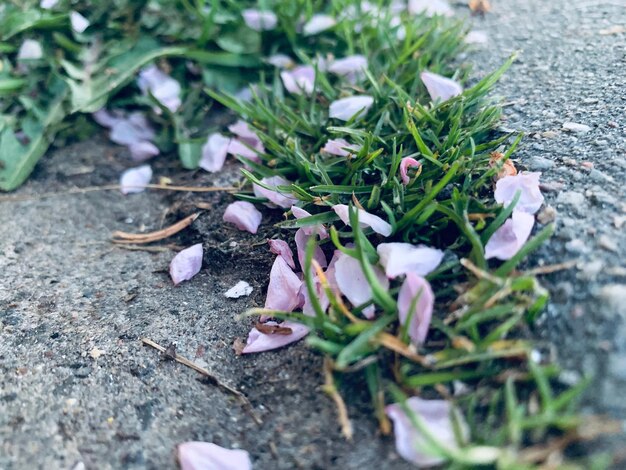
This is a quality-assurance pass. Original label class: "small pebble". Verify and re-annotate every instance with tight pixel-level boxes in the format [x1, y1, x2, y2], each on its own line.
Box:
[527, 156, 555, 170]
[537, 205, 557, 224]
[556, 191, 586, 206]
[563, 122, 591, 133]
[566, 238, 589, 254]
[224, 281, 253, 298]
[599, 284, 626, 317]
[598, 235, 618, 252]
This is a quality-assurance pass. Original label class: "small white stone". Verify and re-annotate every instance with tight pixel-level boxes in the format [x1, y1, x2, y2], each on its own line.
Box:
[224, 281, 253, 299]
[562, 122, 591, 133]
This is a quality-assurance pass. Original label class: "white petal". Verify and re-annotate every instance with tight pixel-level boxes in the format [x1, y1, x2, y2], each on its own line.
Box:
[321, 138, 361, 157]
[329, 95, 374, 121]
[334, 252, 389, 317]
[70, 11, 90, 33]
[242, 9, 277, 31]
[178, 442, 252, 470]
[280, 65, 315, 95]
[169, 244, 203, 286]
[303, 14, 337, 36]
[17, 40, 43, 60]
[333, 204, 392, 236]
[241, 321, 309, 354]
[40, 0, 59, 8]
[199, 133, 230, 173]
[377, 243, 444, 278]
[420, 71, 463, 102]
[494, 172, 544, 214]
[485, 211, 535, 260]
[119, 164, 152, 194]
[408, 0, 454, 17]
[253, 176, 298, 208]
[223, 201, 262, 234]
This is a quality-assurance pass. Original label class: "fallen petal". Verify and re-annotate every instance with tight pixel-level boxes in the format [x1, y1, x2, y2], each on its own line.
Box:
[137, 65, 182, 113]
[267, 54, 294, 69]
[268, 239, 296, 269]
[377, 243, 444, 278]
[120, 164, 152, 194]
[494, 172, 544, 214]
[321, 138, 361, 157]
[485, 210, 535, 260]
[40, 0, 59, 8]
[70, 11, 90, 33]
[399, 157, 421, 185]
[294, 228, 327, 271]
[128, 141, 159, 162]
[227, 138, 262, 163]
[303, 14, 337, 36]
[17, 39, 43, 60]
[223, 201, 262, 234]
[169, 243, 203, 286]
[385, 397, 469, 467]
[465, 30, 489, 45]
[329, 95, 374, 121]
[265, 256, 302, 312]
[408, 0, 454, 17]
[242, 9, 277, 31]
[334, 252, 389, 318]
[420, 71, 463, 102]
[242, 321, 309, 353]
[199, 133, 230, 172]
[333, 204, 392, 237]
[281, 65, 315, 95]
[224, 281, 253, 299]
[397, 273, 435, 344]
[291, 206, 328, 239]
[328, 55, 367, 82]
[228, 120, 261, 148]
[253, 176, 298, 208]
[177, 442, 252, 470]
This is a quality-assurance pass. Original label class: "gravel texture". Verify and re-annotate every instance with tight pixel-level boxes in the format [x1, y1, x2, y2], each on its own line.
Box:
[2, 1, 626, 468]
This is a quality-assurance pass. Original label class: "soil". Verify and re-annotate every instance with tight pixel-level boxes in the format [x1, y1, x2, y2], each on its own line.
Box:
[1, 0, 625, 469]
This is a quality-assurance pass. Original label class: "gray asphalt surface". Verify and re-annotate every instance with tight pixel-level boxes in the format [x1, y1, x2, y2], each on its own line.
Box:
[1, 1, 625, 469]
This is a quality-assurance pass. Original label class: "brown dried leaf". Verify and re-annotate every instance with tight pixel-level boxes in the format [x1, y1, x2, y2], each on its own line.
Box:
[469, 0, 491, 14]
[255, 322, 293, 335]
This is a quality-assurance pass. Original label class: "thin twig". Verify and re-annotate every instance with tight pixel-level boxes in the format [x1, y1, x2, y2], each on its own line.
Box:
[461, 258, 504, 285]
[377, 332, 430, 367]
[524, 260, 578, 276]
[112, 213, 199, 244]
[0, 183, 237, 203]
[141, 338, 262, 425]
[114, 244, 181, 253]
[322, 357, 353, 440]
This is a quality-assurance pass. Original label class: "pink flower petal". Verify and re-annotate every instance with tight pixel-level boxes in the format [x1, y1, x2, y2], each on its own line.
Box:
[399, 157, 421, 185]
[303, 14, 336, 36]
[223, 201, 262, 234]
[253, 176, 298, 208]
[120, 164, 152, 194]
[494, 172, 544, 214]
[226, 138, 262, 163]
[17, 40, 43, 60]
[242, 9, 277, 31]
[397, 273, 434, 344]
[299, 275, 330, 317]
[333, 204, 392, 237]
[465, 30, 489, 45]
[420, 71, 463, 102]
[267, 54, 294, 69]
[294, 228, 327, 272]
[328, 55, 367, 82]
[268, 239, 296, 269]
[291, 206, 328, 239]
[242, 321, 309, 354]
[228, 120, 261, 147]
[329, 95, 374, 121]
[321, 138, 361, 157]
[177, 442, 252, 470]
[385, 397, 468, 467]
[408, 0, 454, 17]
[128, 141, 159, 162]
[485, 210, 535, 260]
[109, 112, 156, 146]
[334, 252, 389, 319]
[70, 11, 90, 33]
[265, 256, 303, 312]
[280, 65, 315, 95]
[169, 243, 203, 286]
[137, 65, 181, 112]
[199, 133, 230, 172]
[40, 0, 59, 8]
[377, 243, 444, 279]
